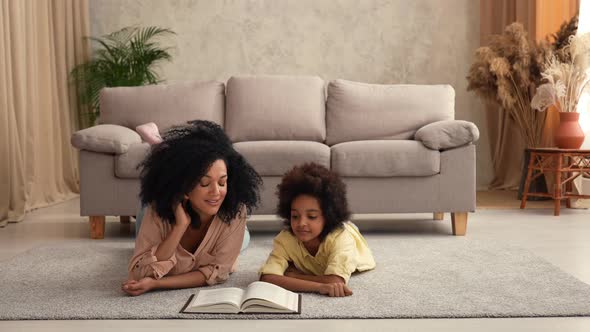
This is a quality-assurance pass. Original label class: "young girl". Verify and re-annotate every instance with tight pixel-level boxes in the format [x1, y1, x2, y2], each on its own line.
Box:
[122, 121, 261, 296]
[259, 163, 376, 297]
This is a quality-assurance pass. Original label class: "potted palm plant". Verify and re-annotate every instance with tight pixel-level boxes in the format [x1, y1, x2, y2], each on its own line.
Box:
[71, 26, 175, 127]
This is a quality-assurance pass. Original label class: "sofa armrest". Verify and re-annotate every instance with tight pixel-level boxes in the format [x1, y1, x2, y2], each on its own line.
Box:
[415, 120, 479, 150]
[71, 124, 141, 154]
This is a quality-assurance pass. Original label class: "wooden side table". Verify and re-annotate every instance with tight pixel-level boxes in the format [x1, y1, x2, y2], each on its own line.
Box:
[520, 148, 590, 216]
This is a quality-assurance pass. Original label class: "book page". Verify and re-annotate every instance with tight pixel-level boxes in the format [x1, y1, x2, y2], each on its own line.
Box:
[242, 281, 298, 310]
[189, 287, 244, 310]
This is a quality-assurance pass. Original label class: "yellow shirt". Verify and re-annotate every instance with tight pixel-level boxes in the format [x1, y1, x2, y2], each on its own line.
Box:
[259, 221, 376, 283]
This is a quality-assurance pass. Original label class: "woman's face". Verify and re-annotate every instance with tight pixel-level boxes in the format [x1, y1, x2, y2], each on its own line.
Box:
[290, 194, 325, 245]
[186, 159, 228, 220]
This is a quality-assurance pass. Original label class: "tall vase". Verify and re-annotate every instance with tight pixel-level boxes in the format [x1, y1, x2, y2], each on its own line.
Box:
[554, 112, 585, 149]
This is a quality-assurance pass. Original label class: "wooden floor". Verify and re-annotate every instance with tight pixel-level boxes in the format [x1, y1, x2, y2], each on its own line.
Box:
[477, 190, 553, 209]
[477, 190, 590, 210]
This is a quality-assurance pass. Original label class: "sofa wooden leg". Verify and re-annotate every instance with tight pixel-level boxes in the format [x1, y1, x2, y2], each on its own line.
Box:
[433, 212, 444, 220]
[90, 216, 105, 239]
[451, 212, 468, 236]
[120, 216, 131, 224]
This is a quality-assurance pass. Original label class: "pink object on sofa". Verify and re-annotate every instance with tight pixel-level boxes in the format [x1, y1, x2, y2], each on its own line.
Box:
[135, 122, 162, 145]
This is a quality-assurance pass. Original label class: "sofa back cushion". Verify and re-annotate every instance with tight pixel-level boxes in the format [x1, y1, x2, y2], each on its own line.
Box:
[326, 80, 455, 145]
[225, 75, 326, 142]
[99, 81, 225, 131]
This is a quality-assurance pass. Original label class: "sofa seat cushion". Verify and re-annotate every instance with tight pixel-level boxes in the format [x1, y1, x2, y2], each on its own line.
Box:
[331, 140, 440, 177]
[233, 141, 330, 176]
[115, 142, 150, 178]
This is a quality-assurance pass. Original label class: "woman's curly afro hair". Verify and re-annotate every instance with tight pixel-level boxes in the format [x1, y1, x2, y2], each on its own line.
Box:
[276, 163, 350, 239]
[139, 120, 262, 228]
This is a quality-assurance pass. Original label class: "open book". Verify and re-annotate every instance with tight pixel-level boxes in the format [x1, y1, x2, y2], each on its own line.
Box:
[180, 281, 301, 314]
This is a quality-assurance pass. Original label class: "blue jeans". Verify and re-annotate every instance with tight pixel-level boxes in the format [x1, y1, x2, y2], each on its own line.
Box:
[134, 203, 250, 252]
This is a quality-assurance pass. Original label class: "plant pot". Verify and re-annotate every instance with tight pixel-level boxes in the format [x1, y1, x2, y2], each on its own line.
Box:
[517, 149, 551, 201]
[554, 112, 585, 149]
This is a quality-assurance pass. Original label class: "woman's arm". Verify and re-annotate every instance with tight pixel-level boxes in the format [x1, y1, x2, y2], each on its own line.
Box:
[123, 271, 207, 296]
[128, 204, 189, 281]
[260, 274, 352, 297]
[153, 270, 207, 290]
[154, 203, 190, 261]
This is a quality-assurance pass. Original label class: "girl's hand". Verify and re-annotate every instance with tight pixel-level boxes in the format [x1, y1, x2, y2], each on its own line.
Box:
[174, 200, 191, 228]
[122, 277, 156, 296]
[319, 283, 353, 297]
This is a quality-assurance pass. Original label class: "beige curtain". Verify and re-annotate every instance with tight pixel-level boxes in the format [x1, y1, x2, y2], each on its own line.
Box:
[480, 0, 579, 190]
[0, 0, 90, 226]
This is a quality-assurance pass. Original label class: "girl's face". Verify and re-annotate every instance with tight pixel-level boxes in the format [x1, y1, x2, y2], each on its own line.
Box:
[290, 194, 325, 244]
[186, 159, 228, 220]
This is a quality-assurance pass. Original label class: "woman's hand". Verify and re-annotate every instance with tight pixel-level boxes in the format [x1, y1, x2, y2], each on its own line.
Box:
[154, 201, 191, 262]
[122, 277, 156, 296]
[318, 283, 353, 297]
[174, 200, 191, 228]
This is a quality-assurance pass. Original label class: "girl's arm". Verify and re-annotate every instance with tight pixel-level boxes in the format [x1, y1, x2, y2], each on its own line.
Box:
[284, 272, 345, 285]
[260, 274, 352, 297]
[260, 273, 322, 292]
[258, 232, 351, 296]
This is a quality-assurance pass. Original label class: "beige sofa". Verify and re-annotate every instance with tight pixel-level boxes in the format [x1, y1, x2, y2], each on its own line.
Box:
[71, 75, 479, 239]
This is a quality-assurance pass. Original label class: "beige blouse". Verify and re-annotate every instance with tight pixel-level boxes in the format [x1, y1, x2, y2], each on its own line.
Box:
[128, 205, 246, 285]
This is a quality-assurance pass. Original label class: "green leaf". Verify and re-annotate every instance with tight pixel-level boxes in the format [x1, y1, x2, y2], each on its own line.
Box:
[70, 25, 176, 126]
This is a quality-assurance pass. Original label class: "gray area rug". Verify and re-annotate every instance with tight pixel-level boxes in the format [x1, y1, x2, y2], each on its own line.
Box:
[2, 234, 590, 320]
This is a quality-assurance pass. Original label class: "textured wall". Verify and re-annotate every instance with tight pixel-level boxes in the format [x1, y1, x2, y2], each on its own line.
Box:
[90, 0, 492, 188]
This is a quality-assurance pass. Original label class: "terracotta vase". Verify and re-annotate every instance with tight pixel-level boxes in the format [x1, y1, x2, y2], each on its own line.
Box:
[554, 112, 585, 149]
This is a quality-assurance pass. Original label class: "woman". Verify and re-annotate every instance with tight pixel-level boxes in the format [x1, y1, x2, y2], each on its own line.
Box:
[122, 121, 261, 296]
